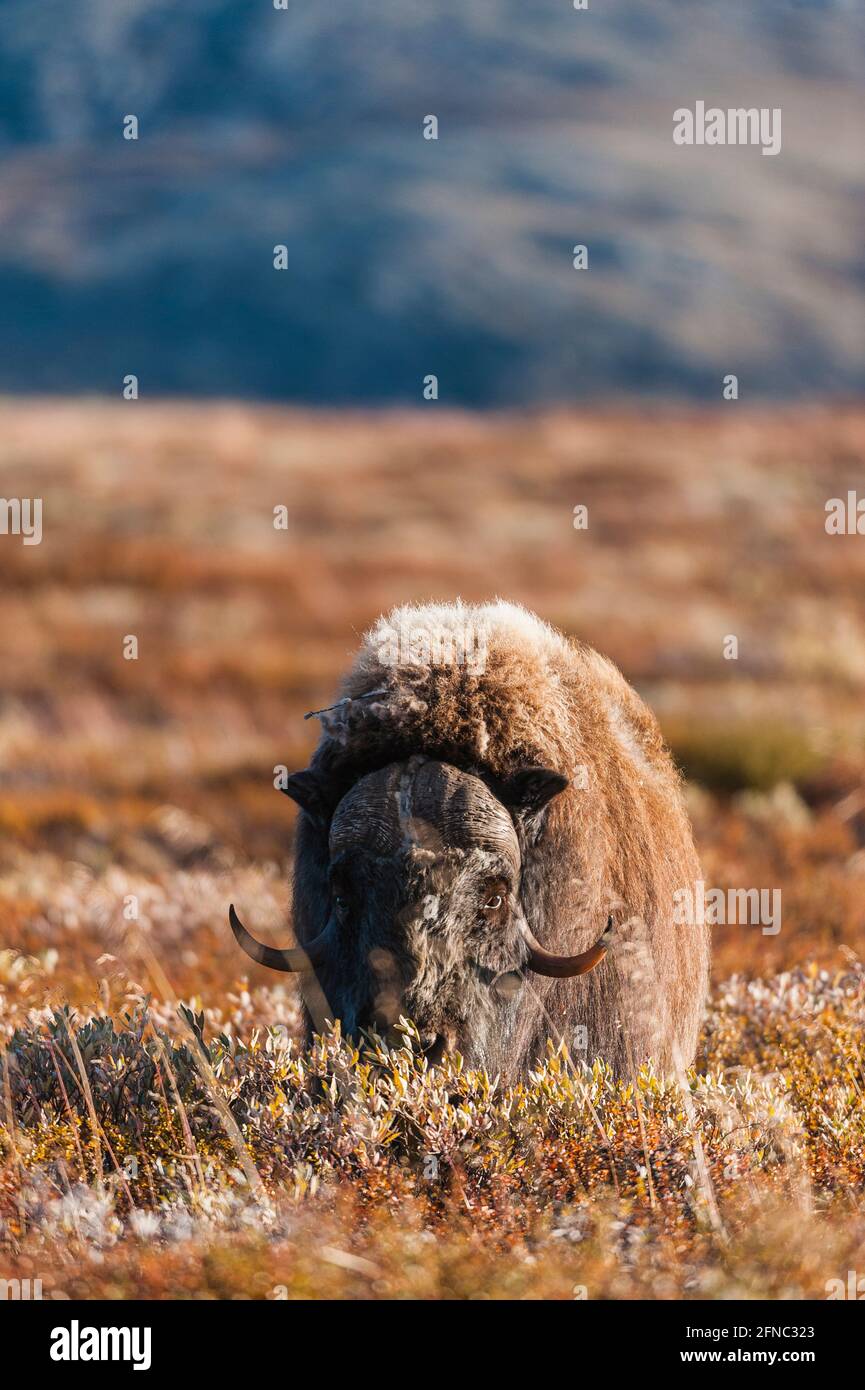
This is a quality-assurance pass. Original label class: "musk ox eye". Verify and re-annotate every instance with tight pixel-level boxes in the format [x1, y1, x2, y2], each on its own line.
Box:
[479, 879, 509, 917]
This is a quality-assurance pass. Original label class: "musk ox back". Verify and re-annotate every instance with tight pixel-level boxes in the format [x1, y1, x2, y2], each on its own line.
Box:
[230, 600, 709, 1078]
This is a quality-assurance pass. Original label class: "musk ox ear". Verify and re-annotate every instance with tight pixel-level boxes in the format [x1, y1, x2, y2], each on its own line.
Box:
[280, 769, 334, 826]
[492, 766, 569, 820]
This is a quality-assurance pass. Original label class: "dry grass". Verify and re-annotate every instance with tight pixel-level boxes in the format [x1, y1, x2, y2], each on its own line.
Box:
[1, 399, 864, 1298]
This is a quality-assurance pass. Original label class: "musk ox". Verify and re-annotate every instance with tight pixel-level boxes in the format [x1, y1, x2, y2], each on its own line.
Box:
[230, 601, 709, 1078]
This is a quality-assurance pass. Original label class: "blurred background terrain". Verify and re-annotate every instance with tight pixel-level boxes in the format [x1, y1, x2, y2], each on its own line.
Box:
[0, 0, 862, 402]
[1, 399, 864, 1011]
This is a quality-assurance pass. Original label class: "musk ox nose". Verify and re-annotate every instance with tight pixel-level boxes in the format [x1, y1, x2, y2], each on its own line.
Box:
[421, 1034, 447, 1065]
[368, 946, 403, 1033]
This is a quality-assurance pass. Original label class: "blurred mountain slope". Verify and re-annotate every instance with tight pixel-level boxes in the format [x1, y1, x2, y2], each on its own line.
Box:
[0, 0, 862, 402]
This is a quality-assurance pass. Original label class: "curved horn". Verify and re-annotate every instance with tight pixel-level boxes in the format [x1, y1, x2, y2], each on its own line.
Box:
[520, 916, 613, 979]
[228, 904, 333, 973]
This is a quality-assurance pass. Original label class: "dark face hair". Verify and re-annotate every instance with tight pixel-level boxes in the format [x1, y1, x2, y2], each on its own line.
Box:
[228, 756, 609, 1066]
[322, 759, 526, 1061]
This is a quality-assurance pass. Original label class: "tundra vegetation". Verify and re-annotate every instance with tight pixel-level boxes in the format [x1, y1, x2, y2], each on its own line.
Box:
[1, 401, 865, 1299]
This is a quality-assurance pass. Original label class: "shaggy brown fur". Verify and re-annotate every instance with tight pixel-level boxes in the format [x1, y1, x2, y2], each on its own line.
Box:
[295, 600, 709, 1077]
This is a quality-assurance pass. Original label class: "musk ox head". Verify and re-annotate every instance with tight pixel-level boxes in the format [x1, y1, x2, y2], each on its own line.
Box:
[229, 756, 610, 1063]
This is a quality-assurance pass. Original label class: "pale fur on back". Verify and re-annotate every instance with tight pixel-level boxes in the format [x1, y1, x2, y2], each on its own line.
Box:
[305, 599, 709, 1077]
